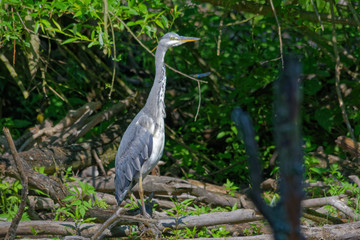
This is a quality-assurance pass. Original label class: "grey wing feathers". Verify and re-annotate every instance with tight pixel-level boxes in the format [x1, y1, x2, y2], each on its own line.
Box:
[115, 127, 153, 205]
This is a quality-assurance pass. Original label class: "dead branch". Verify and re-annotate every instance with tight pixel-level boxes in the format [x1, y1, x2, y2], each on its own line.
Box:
[349, 175, 360, 192]
[79, 175, 244, 208]
[3, 127, 29, 240]
[335, 136, 360, 158]
[0, 209, 259, 239]
[65, 99, 132, 144]
[302, 194, 358, 220]
[0, 221, 131, 238]
[232, 56, 304, 239]
[330, 0, 357, 148]
[302, 221, 360, 239]
[19, 102, 102, 151]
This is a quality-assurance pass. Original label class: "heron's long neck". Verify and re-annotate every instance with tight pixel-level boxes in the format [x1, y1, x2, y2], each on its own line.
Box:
[144, 46, 167, 119]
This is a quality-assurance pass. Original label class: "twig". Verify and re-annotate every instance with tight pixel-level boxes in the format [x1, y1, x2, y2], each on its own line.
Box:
[91, 207, 158, 240]
[269, 0, 284, 69]
[194, 81, 201, 121]
[0, 54, 29, 99]
[109, 12, 207, 84]
[11, 7, 16, 66]
[346, 0, 360, 28]
[217, 18, 223, 56]
[16, 11, 34, 34]
[3, 127, 29, 240]
[91, 207, 124, 240]
[102, 0, 109, 54]
[349, 175, 360, 193]
[110, 12, 206, 121]
[92, 149, 107, 176]
[310, 0, 324, 31]
[330, 0, 357, 148]
[108, 13, 116, 99]
[224, 15, 257, 27]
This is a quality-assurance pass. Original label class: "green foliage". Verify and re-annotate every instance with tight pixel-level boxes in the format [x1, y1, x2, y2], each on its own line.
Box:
[162, 198, 232, 238]
[54, 179, 108, 231]
[0, 178, 30, 221]
[224, 179, 239, 197]
[243, 222, 264, 236]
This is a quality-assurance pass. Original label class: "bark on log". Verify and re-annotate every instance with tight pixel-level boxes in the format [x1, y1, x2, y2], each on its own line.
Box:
[79, 175, 245, 208]
[0, 221, 130, 238]
[0, 209, 260, 238]
[3, 219, 360, 239]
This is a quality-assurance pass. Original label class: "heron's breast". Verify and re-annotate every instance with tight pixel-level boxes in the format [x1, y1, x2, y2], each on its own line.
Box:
[143, 123, 165, 174]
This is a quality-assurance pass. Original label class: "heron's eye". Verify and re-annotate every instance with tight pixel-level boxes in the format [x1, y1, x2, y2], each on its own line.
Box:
[169, 36, 178, 40]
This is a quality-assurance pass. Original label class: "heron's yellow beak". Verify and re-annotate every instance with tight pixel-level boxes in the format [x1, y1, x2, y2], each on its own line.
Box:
[179, 37, 201, 42]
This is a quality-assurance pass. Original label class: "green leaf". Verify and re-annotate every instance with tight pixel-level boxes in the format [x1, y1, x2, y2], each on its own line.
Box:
[216, 131, 227, 139]
[314, 108, 334, 132]
[62, 38, 78, 45]
[52, 19, 62, 31]
[12, 119, 32, 128]
[63, 195, 75, 202]
[155, 20, 164, 29]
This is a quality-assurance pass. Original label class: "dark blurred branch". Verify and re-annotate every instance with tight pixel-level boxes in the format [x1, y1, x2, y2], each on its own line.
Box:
[232, 56, 304, 239]
[274, 56, 304, 239]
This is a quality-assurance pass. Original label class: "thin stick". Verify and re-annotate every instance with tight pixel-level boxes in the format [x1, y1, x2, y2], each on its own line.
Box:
[91, 207, 124, 240]
[3, 127, 29, 240]
[110, 11, 205, 120]
[92, 149, 107, 176]
[11, 7, 16, 66]
[217, 18, 223, 56]
[194, 81, 201, 121]
[346, 0, 360, 28]
[106, 1, 117, 99]
[330, 0, 357, 147]
[109, 12, 207, 84]
[269, 0, 284, 69]
[310, 0, 324, 31]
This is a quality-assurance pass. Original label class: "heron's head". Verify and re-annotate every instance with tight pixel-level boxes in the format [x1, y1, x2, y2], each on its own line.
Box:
[159, 32, 200, 49]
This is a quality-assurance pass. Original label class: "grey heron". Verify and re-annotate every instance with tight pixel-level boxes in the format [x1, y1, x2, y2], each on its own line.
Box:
[115, 32, 200, 216]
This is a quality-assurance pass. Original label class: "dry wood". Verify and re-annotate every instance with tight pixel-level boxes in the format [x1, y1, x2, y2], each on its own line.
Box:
[0, 121, 123, 177]
[336, 136, 360, 158]
[0, 147, 67, 205]
[3, 127, 29, 240]
[18, 102, 102, 151]
[157, 209, 261, 230]
[4, 219, 360, 239]
[79, 175, 244, 208]
[302, 221, 360, 239]
[65, 99, 132, 144]
[0, 220, 130, 238]
[302, 194, 358, 220]
[349, 175, 360, 192]
[0, 209, 260, 238]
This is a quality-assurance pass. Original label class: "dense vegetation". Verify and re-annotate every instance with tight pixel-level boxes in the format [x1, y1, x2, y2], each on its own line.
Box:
[0, 0, 359, 238]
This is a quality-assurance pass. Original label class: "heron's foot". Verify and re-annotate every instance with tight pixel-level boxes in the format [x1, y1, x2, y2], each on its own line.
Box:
[138, 201, 153, 218]
[139, 193, 155, 218]
[142, 210, 152, 219]
[139, 222, 162, 239]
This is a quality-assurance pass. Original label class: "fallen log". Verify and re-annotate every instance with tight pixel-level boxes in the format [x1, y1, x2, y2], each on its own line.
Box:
[0, 209, 260, 238]
[80, 175, 245, 208]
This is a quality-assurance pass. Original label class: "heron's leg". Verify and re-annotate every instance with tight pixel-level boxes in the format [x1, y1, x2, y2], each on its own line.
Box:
[138, 170, 150, 218]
